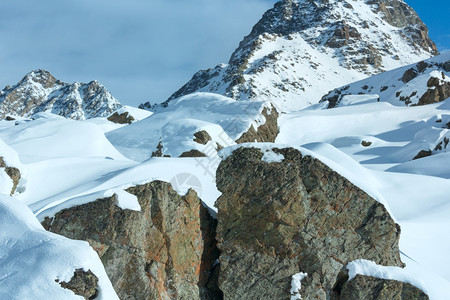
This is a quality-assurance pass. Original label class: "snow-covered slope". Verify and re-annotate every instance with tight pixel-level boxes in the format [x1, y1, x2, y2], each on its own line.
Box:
[163, 0, 437, 112]
[321, 51, 450, 107]
[0, 69, 122, 120]
[107, 93, 273, 161]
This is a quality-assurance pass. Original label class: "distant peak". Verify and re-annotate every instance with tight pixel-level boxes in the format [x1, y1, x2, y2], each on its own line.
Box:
[22, 69, 58, 88]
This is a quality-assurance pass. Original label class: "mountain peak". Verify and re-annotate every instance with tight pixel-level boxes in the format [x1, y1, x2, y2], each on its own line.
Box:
[0, 71, 121, 120]
[164, 0, 438, 112]
[21, 69, 61, 89]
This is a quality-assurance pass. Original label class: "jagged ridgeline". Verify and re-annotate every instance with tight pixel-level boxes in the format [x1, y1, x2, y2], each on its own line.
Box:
[162, 0, 437, 112]
[0, 70, 122, 120]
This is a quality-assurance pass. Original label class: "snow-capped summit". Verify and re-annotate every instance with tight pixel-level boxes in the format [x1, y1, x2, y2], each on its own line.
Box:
[0, 69, 122, 120]
[164, 0, 438, 112]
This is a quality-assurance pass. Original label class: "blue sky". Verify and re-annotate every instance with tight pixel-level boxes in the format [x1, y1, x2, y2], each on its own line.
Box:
[406, 0, 450, 51]
[0, 0, 448, 107]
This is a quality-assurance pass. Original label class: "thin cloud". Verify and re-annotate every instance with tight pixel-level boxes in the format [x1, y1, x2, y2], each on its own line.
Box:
[0, 0, 277, 105]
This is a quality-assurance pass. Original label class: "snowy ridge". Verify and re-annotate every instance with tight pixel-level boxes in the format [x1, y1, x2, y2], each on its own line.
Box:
[164, 0, 437, 112]
[321, 51, 450, 107]
[0, 69, 122, 120]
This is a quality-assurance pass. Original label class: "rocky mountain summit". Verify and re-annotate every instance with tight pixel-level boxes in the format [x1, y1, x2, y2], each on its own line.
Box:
[163, 0, 437, 112]
[0, 69, 122, 120]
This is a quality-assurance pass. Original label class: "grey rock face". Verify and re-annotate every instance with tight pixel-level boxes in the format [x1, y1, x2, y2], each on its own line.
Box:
[340, 274, 429, 300]
[215, 146, 403, 299]
[58, 269, 99, 300]
[0, 69, 122, 120]
[42, 181, 219, 300]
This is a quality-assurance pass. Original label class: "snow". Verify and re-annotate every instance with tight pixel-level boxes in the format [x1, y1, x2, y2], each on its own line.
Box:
[0, 70, 122, 120]
[346, 257, 450, 300]
[261, 149, 285, 163]
[290, 272, 307, 300]
[0, 24, 447, 300]
[170, 0, 435, 112]
[0, 113, 128, 163]
[0, 194, 118, 299]
[114, 105, 153, 121]
[107, 92, 270, 161]
[109, 188, 141, 211]
[325, 52, 450, 107]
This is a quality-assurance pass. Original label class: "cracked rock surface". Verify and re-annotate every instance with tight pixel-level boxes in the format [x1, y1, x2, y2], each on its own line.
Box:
[215, 146, 404, 299]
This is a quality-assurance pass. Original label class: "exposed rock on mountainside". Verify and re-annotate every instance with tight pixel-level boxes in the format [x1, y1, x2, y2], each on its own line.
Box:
[0, 156, 20, 195]
[194, 130, 213, 145]
[322, 53, 450, 108]
[0, 69, 122, 120]
[215, 146, 404, 299]
[163, 0, 437, 112]
[107, 111, 135, 124]
[42, 181, 219, 300]
[340, 275, 429, 300]
[58, 269, 99, 300]
[235, 106, 279, 143]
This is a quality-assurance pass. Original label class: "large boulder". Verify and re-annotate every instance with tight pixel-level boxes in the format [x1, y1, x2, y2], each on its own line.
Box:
[43, 181, 219, 300]
[215, 146, 404, 299]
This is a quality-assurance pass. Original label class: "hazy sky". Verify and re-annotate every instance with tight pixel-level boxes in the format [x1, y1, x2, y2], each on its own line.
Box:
[0, 0, 448, 107]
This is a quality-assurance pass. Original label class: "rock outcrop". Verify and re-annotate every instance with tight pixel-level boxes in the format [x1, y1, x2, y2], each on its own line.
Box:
[215, 146, 404, 299]
[340, 275, 429, 300]
[0, 156, 20, 195]
[43, 181, 219, 300]
[58, 269, 99, 300]
[161, 0, 437, 112]
[235, 106, 279, 143]
[0, 69, 122, 120]
[107, 111, 135, 124]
